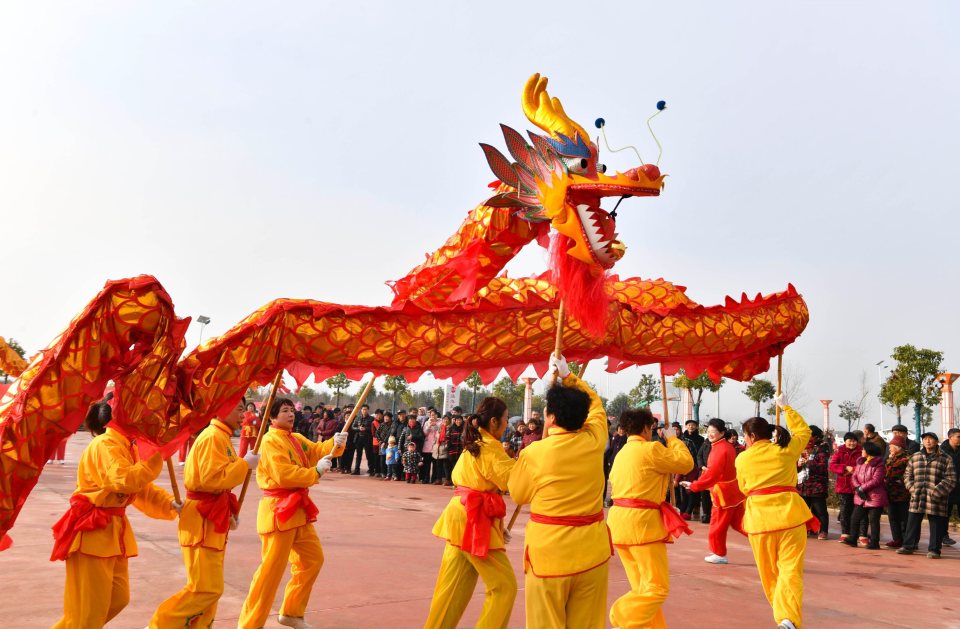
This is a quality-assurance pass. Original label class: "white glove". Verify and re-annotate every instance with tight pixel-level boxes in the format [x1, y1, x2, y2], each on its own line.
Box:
[549, 353, 571, 379]
[243, 452, 260, 470]
[316, 455, 333, 476]
[333, 432, 348, 448]
[773, 392, 788, 409]
[503, 528, 512, 544]
[171, 500, 183, 514]
[229, 515, 239, 530]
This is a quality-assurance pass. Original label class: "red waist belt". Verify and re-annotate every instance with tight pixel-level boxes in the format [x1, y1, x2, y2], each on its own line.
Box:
[612, 498, 693, 539]
[263, 488, 319, 524]
[50, 495, 126, 561]
[187, 490, 239, 534]
[747, 485, 820, 534]
[529, 510, 604, 527]
[454, 487, 506, 559]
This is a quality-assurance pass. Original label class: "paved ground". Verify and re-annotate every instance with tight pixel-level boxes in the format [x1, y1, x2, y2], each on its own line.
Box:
[2, 434, 959, 629]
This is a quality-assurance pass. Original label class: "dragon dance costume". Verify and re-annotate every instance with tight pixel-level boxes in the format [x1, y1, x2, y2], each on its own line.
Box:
[50, 428, 176, 629]
[426, 428, 517, 628]
[607, 434, 694, 628]
[237, 427, 342, 629]
[735, 407, 815, 628]
[508, 374, 611, 629]
[150, 418, 248, 628]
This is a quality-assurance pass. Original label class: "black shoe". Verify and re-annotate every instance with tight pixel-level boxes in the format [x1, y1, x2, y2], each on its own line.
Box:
[351, 471, 360, 475]
[942, 537, 956, 546]
[896, 547, 915, 555]
[865, 544, 881, 550]
[927, 551, 941, 559]
[700, 517, 711, 524]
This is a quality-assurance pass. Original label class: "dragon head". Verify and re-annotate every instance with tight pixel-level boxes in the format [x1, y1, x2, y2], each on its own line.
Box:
[481, 73, 666, 271]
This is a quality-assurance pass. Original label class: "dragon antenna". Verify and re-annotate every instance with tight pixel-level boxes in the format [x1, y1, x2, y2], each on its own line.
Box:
[594, 117, 645, 165]
[646, 100, 667, 166]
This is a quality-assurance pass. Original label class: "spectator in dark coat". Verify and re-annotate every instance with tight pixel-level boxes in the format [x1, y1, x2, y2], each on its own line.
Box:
[940, 429, 960, 547]
[447, 415, 465, 475]
[884, 435, 911, 548]
[399, 416, 425, 454]
[679, 422, 703, 519]
[797, 425, 831, 539]
[603, 425, 628, 507]
[844, 440, 888, 549]
[829, 432, 863, 542]
[899, 432, 958, 558]
[352, 404, 376, 476]
[696, 437, 713, 524]
[338, 405, 355, 473]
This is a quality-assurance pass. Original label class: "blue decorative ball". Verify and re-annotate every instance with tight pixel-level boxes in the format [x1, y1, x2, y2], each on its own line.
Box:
[656, 101, 666, 111]
[594, 118, 605, 129]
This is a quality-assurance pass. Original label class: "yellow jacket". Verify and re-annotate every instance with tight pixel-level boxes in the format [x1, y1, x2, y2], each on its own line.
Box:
[255, 427, 341, 534]
[68, 428, 176, 558]
[432, 428, 516, 550]
[507, 374, 611, 576]
[179, 419, 249, 550]
[607, 435, 694, 545]
[735, 406, 814, 534]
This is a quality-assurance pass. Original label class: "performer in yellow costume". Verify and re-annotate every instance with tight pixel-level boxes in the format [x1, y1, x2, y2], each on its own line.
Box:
[149, 397, 261, 628]
[735, 394, 816, 629]
[508, 355, 612, 629]
[607, 407, 694, 629]
[50, 399, 179, 629]
[238, 398, 347, 629]
[426, 396, 517, 629]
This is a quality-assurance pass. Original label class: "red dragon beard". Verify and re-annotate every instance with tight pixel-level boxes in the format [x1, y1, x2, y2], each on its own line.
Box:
[548, 234, 613, 340]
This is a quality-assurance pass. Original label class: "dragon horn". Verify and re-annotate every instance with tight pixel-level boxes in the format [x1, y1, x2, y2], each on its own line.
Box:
[521, 73, 590, 142]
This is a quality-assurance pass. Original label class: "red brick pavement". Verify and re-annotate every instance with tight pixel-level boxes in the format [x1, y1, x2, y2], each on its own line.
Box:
[1, 434, 958, 628]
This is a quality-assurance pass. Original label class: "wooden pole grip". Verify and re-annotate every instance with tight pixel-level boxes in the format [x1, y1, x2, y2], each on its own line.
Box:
[507, 504, 522, 532]
[166, 457, 182, 504]
[340, 378, 376, 436]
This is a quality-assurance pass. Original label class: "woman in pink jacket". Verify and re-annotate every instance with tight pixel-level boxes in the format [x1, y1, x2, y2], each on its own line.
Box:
[842, 440, 888, 549]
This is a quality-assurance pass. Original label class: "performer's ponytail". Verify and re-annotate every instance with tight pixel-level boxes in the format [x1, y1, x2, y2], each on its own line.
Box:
[462, 397, 507, 458]
[742, 417, 791, 449]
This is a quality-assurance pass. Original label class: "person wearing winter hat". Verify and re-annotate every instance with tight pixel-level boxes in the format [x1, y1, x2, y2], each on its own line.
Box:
[883, 434, 911, 548]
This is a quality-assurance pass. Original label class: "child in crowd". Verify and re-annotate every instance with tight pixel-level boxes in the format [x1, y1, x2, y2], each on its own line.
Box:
[402, 440, 423, 483]
[384, 436, 400, 480]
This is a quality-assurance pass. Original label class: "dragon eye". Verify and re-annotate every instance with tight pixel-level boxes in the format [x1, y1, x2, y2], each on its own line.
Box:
[566, 157, 590, 174]
[597, 163, 607, 174]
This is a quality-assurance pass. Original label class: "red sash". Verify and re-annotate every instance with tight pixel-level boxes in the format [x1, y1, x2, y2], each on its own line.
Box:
[50, 495, 126, 561]
[455, 487, 506, 558]
[263, 488, 319, 524]
[529, 510, 604, 527]
[747, 486, 820, 533]
[187, 490, 239, 533]
[612, 498, 693, 539]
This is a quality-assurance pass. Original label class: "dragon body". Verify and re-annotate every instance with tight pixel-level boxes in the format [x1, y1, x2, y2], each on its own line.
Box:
[0, 74, 808, 541]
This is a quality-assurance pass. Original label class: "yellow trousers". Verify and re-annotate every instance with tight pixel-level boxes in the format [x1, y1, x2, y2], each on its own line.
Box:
[239, 524, 324, 629]
[52, 553, 129, 629]
[748, 524, 806, 628]
[150, 545, 225, 628]
[424, 544, 517, 629]
[525, 561, 608, 629]
[610, 544, 668, 629]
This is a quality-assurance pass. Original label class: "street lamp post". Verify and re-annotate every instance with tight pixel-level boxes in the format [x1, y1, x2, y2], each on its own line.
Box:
[197, 315, 211, 345]
[876, 361, 887, 431]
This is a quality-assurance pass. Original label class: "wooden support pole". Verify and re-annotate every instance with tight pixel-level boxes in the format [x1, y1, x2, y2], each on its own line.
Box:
[238, 370, 284, 509]
[775, 353, 783, 428]
[661, 369, 674, 505]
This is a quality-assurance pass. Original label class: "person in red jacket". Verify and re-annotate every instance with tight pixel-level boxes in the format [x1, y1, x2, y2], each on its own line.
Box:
[681, 418, 746, 565]
[829, 432, 865, 542]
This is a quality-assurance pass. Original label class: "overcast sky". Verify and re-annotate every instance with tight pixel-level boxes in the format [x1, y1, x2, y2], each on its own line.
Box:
[2, 1, 958, 427]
